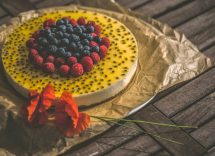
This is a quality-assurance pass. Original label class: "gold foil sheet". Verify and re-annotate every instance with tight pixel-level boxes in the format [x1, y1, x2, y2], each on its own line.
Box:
[0, 0, 213, 155]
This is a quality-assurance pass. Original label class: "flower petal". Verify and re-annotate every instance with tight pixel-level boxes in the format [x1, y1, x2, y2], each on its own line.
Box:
[27, 90, 40, 122]
[63, 113, 90, 137]
[40, 84, 55, 110]
[60, 91, 79, 128]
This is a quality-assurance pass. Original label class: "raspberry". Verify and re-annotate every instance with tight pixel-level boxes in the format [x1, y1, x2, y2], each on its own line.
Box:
[71, 63, 84, 77]
[43, 62, 55, 73]
[67, 56, 77, 66]
[90, 52, 100, 64]
[69, 19, 78, 26]
[77, 17, 86, 25]
[26, 38, 35, 48]
[81, 56, 94, 72]
[34, 55, 44, 67]
[55, 57, 65, 67]
[101, 37, 110, 48]
[89, 41, 98, 47]
[59, 65, 70, 76]
[29, 49, 38, 61]
[91, 33, 97, 38]
[43, 19, 55, 28]
[32, 30, 40, 39]
[46, 55, 55, 63]
[94, 25, 101, 35]
[87, 21, 96, 26]
[99, 45, 108, 59]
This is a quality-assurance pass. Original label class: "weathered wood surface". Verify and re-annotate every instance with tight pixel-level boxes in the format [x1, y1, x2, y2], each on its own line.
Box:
[0, 0, 214, 155]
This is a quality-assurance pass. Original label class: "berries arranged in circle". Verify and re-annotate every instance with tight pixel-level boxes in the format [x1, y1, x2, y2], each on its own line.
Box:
[26, 17, 110, 77]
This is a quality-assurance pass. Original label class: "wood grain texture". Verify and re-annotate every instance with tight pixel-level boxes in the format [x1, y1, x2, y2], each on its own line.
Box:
[106, 135, 162, 156]
[0, 16, 11, 26]
[176, 8, 215, 37]
[206, 146, 215, 156]
[116, 0, 151, 9]
[132, 105, 206, 156]
[0, 7, 6, 17]
[172, 92, 215, 128]
[190, 118, 215, 149]
[204, 45, 215, 62]
[0, 0, 35, 16]
[154, 67, 215, 117]
[134, 0, 190, 17]
[64, 123, 141, 156]
[152, 150, 171, 156]
[158, 0, 215, 27]
[35, 0, 75, 8]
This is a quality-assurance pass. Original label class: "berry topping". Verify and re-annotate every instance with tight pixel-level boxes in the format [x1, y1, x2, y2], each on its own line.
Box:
[99, 45, 108, 59]
[26, 17, 110, 77]
[43, 62, 55, 73]
[77, 17, 86, 25]
[59, 65, 70, 76]
[101, 37, 110, 47]
[71, 63, 84, 77]
[67, 56, 77, 66]
[46, 55, 55, 63]
[90, 52, 100, 64]
[81, 56, 94, 72]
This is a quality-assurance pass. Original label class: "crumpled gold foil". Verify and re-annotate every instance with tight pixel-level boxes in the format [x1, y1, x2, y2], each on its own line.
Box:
[0, 0, 213, 155]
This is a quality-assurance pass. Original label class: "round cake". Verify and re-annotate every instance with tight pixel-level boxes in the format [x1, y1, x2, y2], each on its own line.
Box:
[1, 9, 138, 106]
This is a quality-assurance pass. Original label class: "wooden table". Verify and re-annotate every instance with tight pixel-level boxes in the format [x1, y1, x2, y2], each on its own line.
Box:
[0, 0, 214, 155]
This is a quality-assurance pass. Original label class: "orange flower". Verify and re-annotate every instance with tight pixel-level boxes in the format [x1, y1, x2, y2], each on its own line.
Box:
[21, 84, 55, 125]
[55, 91, 90, 137]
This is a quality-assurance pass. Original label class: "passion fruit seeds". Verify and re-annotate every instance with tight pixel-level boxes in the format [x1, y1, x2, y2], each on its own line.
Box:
[26, 17, 110, 77]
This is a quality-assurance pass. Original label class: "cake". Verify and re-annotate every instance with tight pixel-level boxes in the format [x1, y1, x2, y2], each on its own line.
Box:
[1, 9, 138, 106]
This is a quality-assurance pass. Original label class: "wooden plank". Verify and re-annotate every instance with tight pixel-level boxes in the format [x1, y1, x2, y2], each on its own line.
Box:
[0, 16, 11, 26]
[172, 92, 215, 129]
[106, 135, 162, 156]
[206, 146, 215, 156]
[132, 105, 206, 156]
[154, 67, 215, 118]
[64, 123, 141, 156]
[190, 118, 215, 149]
[35, 0, 75, 8]
[116, 0, 151, 9]
[0, 0, 35, 16]
[204, 45, 215, 62]
[157, 0, 215, 27]
[152, 150, 171, 156]
[134, 0, 190, 17]
[176, 8, 215, 37]
[191, 24, 215, 50]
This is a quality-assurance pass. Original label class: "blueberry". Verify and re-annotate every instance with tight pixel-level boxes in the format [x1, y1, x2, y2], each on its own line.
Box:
[56, 31, 64, 38]
[91, 46, 99, 52]
[84, 45, 90, 51]
[64, 33, 70, 38]
[37, 45, 44, 52]
[80, 25, 86, 32]
[61, 38, 70, 46]
[56, 19, 65, 26]
[81, 39, 89, 45]
[62, 18, 69, 24]
[75, 52, 81, 59]
[48, 45, 58, 53]
[70, 34, 80, 42]
[86, 25, 94, 33]
[66, 23, 72, 27]
[58, 48, 66, 57]
[73, 26, 82, 34]
[86, 34, 93, 41]
[69, 42, 77, 51]
[48, 37, 58, 45]
[94, 36, 102, 43]
[77, 44, 84, 52]
[38, 37, 48, 46]
[51, 27, 57, 33]
[66, 27, 74, 34]
[58, 25, 67, 32]
[81, 33, 87, 39]
[83, 50, 90, 56]
[64, 52, 72, 58]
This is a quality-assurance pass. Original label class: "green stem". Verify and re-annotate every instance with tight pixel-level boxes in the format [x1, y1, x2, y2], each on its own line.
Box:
[91, 116, 183, 145]
[90, 115, 197, 129]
